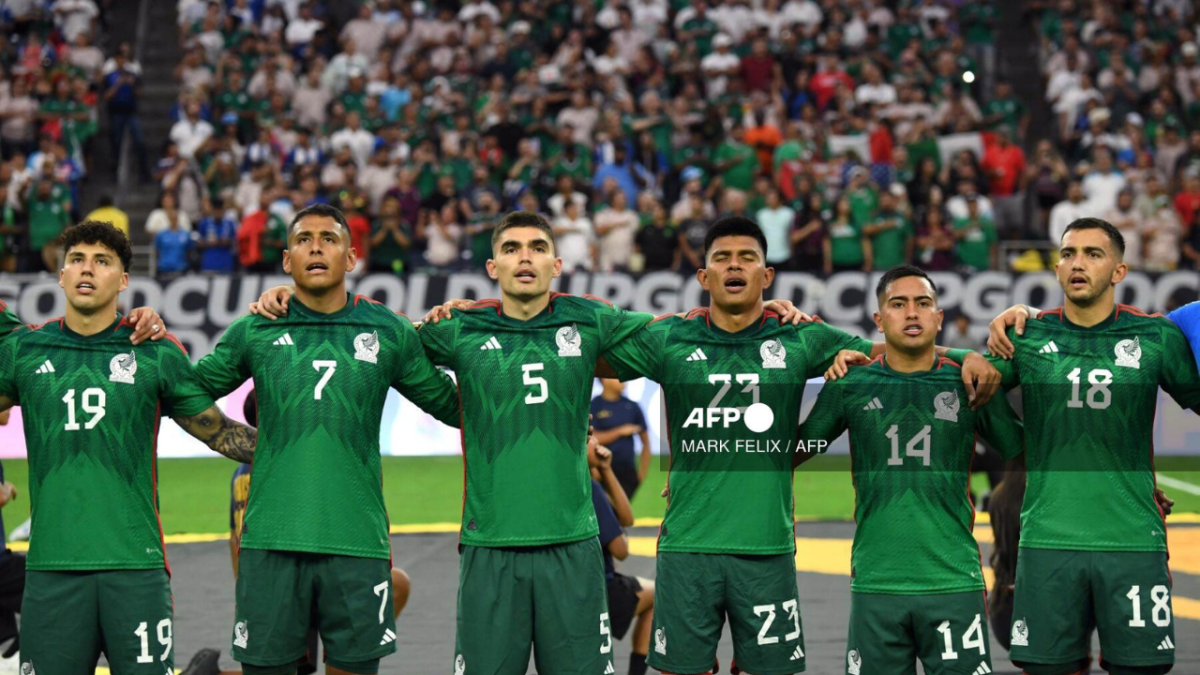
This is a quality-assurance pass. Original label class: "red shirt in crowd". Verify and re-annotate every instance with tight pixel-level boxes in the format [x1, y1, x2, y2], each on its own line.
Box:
[869, 125, 894, 164]
[346, 212, 371, 260]
[809, 69, 854, 110]
[741, 54, 776, 93]
[982, 143, 1027, 196]
[1175, 189, 1200, 228]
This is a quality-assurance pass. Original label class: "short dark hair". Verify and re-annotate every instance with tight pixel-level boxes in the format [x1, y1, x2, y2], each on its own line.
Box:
[61, 220, 133, 270]
[1062, 217, 1126, 257]
[875, 265, 937, 303]
[290, 203, 350, 239]
[703, 216, 768, 261]
[491, 210, 555, 250]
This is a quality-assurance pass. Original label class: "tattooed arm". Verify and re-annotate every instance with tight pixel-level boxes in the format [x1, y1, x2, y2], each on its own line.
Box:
[175, 405, 257, 464]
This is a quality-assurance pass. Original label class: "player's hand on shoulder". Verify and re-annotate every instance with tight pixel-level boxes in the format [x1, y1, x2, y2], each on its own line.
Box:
[987, 304, 1036, 359]
[422, 298, 475, 324]
[960, 352, 1000, 410]
[763, 299, 813, 325]
[249, 285, 295, 320]
[825, 349, 871, 381]
[126, 307, 166, 345]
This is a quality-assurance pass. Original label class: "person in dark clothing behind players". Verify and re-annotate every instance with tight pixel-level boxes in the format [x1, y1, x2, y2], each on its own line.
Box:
[591, 379, 651, 499]
[589, 434, 655, 675]
[181, 391, 413, 675]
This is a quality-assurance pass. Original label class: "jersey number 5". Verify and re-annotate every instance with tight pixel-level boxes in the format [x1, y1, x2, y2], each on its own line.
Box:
[523, 363, 548, 404]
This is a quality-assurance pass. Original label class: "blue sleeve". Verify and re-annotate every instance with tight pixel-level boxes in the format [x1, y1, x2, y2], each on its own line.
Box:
[591, 480, 623, 548]
[631, 401, 647, 428]
[1167, 302, 1200, 366]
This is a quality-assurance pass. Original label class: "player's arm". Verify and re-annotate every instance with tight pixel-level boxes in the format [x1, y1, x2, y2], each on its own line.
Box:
[794, 377, 847, 468]
[1158, 321, 1200, 414]
[0, 334, 19, 412]
[986, 304, 1041, 359]
[600, 317, 669, 383]
[974, 389, 1024, 460]
[0, 301, 20, 340]
[193, 318, 253, 398]
[394, 316, 462, 428]
[175, 405, 257, 464]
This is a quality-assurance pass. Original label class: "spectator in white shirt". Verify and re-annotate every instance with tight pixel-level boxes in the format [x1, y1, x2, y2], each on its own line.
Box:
[1103, 190, 1144, 268]
[548, 175, 589, 219]
[426, 202, 464, 267]
[168, 100, 214, 160]
[701, 34, 740, 99]
[54, 0, 99, 42]
[855, 64, 896, 106]
[556, 90, 600, 146]
[1048, 180, 1094, 243]
[594, 190, 640, 272]
[756, 187, 796, 266]
[284, 3, 323, 47]
[553, 200, 595, 272]
[1081, 147, 1127, 213]
[780, 0, 823, 27]
[329, 112, 376, 167]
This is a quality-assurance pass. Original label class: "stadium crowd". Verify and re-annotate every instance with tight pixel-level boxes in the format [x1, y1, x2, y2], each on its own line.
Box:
[2, 0, 1200, 279]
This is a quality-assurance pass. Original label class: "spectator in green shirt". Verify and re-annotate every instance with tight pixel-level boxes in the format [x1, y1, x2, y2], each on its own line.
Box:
[23, 175, 72, 272]
[713, 126, 758, 192]
[824, 194, 870, 274]
[845, 166, 878, 226]
[982, 80, 1029, 140]
[862, 190, 913, 270]
[369, 194, 411, 275]
[952, 194, 997, 272]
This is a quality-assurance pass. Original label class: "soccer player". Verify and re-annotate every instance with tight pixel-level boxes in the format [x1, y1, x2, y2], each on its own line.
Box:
[0, 221, 257, 675]
[977, 217, 1200, 675]
[596, 218, 1001, 675]
[193, 204, 460, 675]
[798, 265, 1025, 675]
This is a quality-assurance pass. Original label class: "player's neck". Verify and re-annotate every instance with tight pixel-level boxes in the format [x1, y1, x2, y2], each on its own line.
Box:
[64, 303, 119, 337]
[709, 300, 764, 333]
[884, 346, 936, 373]
[602, 391, 621, 402]
[500, 292, 550, 321]
[1064, 295, 1116, 328]
[294, 284, 349, 315]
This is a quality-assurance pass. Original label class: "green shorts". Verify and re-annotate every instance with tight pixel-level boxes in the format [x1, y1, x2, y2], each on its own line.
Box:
[232, 549, 396, 671]
[1010, 548, 1174, 675]
[846, 590, 991, 675]
[22, 568, 173, 675]
[454, 538, 612, 675]
[649, 551, 805, 675]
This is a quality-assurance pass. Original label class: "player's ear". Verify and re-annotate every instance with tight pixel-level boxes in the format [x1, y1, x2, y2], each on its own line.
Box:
[282, 249, 292, 275]
[58, 266, 65, 290]
[485, 258, 499, 280]
[935, 308, 944, 334]
[551, 256, 563, 278]
[762, 265, 775, 289]
[1111, 260, 1128, 284]
[345, 240, 358, 272]
[696, 266, 709, 291]
[118, 272, 129, 293]
[873, 310, 883, 334]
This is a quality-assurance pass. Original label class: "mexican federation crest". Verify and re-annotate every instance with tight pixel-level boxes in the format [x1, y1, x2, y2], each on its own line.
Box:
[1011, 618, 1029, 647]
[557, 324, 582, 357]
[1115, 337, 1141, 369]
[354, 331, 379, 364]
[847, 649, 862, 675]
[109, 351, 137, 384]
[761, 338, 787, 369]
[233, 620, 249, 648]
[934, 390, 960, 422]
[454, 654, 465, 675]
[20, 662, 33, 675]
[654, 627, 666, 655]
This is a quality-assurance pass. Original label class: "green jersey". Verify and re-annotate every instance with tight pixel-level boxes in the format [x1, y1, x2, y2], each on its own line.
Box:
[952, 216, 996, 271]
[0, 300, 20, 337]
[867, 213, 911, 270]
[0, 316, 213, 571]
[991, 306, 1200, 552]
[604, 310, 873, 554]
[418, 294, 652, 548]
[799, 356, 1024, 594]
[194, 294, 461, 559]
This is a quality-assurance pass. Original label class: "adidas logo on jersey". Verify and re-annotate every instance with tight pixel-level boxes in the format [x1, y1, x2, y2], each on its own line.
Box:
[686, 348, 707, 361]
[380, 628, 397, 645]
[789, 645, 805, 661]
[480, 336, 502, 350]
[34, 360, 54, 374]
[971, 663, 992, 675]
[1157, 636, 1175, 651]
[1039, 341, 1059, 354]
[862, 397, 883, 411]
[604, 661, 615, 674]
[273, 334, 295, 346]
